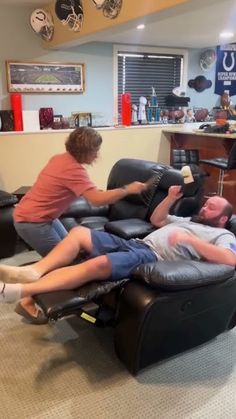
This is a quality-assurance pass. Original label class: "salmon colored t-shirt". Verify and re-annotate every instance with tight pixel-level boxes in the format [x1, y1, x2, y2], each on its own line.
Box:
[14, 152, 95, 223]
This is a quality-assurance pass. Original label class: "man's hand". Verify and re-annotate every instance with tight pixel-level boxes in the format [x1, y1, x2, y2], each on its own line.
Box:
[125, 181, 147, 194]
[168, 229, 236, 266]
[168, 185, 183, 202]
[168, 230, 192, 247]
[150, 185, 184, 228]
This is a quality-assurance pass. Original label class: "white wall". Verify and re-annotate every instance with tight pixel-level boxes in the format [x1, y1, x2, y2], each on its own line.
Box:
[0, 127, 170, 192]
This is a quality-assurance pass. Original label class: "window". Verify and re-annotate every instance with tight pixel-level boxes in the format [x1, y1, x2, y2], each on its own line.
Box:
[116, 48, 186, 120]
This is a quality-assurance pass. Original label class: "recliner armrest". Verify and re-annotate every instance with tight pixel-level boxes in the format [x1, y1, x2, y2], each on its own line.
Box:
[61, 196, 109, 218]
[0, 190, 18, 207]
[105, 219, 156, 239]
[132, 260, 235, 290]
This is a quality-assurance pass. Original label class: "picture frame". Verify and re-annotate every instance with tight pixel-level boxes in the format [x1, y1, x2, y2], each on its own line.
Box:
[72, 112, 92, 127]
[6, 61, 85, 93]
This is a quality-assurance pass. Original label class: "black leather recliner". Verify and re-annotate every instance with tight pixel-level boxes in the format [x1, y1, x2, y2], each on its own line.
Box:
[0, 190, 19, 258]
[34, 159, 236, 374]
[59, 158, 204, 237]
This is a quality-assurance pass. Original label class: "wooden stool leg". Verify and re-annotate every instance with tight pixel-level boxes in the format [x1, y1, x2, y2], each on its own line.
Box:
[218, 169, 225, 196]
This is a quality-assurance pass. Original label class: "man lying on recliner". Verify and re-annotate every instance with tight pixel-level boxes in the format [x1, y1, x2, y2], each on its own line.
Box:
[1, 185, 236, 323]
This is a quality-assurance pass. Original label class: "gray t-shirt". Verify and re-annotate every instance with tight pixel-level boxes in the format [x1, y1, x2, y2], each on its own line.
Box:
[142, 215, 236, 261]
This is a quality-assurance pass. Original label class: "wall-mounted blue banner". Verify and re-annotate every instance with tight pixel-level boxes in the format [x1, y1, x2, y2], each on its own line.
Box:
[214, 43, 236, 96]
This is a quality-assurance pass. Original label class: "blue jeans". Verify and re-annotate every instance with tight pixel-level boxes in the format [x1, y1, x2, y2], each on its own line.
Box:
[14, 219, 68, 257]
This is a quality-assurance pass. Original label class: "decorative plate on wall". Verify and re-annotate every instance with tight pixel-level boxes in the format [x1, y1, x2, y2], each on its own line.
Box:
[30, 9, 54, 41]
[188, 75, 212, 93]
[55, 0, 84, 32]
[199, 49, 216, 72]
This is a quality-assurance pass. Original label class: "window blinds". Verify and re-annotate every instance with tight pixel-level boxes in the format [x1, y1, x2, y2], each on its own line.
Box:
[118, 52, 183, 110]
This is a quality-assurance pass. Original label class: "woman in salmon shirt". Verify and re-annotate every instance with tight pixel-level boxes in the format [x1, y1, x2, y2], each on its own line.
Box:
[12, 126, 147, 323]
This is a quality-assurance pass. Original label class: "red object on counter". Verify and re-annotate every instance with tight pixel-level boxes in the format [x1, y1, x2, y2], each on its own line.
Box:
[10, 93, 23, 131]
[121, 93, 131, 126]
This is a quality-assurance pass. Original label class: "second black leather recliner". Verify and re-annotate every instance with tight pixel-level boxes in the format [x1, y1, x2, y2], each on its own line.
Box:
[0, 190, 19, 258]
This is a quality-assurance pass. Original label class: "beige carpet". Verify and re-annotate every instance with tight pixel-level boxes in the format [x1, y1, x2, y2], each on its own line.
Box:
[0, 252, 236, 418]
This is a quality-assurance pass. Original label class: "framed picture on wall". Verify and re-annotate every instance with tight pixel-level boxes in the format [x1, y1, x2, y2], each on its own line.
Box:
[72, 112, 92, 127]
[6, 61, 85, 93]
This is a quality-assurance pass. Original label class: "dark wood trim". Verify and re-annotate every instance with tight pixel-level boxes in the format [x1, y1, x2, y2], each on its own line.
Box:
[170, 133, 236, 211]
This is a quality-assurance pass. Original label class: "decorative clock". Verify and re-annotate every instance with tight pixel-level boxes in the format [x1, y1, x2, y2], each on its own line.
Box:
[55, 0, 84, 32]
[30, 9, 54, 41]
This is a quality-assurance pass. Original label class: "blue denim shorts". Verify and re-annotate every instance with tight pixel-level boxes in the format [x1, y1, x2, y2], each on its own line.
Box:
[90, 230, 157, 281]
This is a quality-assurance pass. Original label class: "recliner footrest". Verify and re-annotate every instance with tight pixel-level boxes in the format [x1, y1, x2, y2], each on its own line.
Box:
[33, 278, 129, 321]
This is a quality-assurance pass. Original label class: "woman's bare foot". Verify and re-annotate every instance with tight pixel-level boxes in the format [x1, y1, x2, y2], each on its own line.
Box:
[14, 297, 48, 324]
[19, 297, 38, 316]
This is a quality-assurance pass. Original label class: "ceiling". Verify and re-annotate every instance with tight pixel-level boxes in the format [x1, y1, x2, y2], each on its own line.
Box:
[0, 0, 236, 48]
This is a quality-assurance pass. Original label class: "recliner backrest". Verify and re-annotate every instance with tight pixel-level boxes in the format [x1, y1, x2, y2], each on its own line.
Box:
[107, 159, 203, 221]
[146, 165, 202, 218]
[61, 158, 204, 226]
[107, 158, 164, 221]
[226, 215, 236, 236]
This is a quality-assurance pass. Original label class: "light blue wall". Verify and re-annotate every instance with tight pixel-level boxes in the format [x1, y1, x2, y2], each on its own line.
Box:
[186, 48, 221, 111]
[0, 6, 227, 125]
[0, 6, 114, 126]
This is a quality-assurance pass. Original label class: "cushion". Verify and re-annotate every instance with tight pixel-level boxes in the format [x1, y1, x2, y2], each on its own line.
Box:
[105, 219, 155, 239]
[0, 190, 18, 207]
[79, 216, 109, 231]
[132, 260, 235, 290]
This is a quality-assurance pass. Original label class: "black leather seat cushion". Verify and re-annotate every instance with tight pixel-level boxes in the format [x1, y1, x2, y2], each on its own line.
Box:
[105, 219, 155, 239]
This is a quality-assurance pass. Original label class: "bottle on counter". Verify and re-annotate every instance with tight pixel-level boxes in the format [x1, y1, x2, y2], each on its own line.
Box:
[221, 90, 231, 110]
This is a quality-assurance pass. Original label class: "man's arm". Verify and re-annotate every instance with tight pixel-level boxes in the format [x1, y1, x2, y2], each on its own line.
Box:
[150, 185, 183, 228]
[169, 231, 236, 266]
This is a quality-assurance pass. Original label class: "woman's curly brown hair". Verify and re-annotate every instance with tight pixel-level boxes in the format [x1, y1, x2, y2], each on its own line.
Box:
[65, 127, 102, 163]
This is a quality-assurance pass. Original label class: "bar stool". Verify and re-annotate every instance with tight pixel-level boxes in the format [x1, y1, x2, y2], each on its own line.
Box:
[171, 149, 208, 181]
[199, 142, 236, 196]
[171, 149, 200, 170]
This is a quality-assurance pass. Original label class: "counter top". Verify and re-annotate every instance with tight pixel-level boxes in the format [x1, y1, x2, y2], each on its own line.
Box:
[0, 123, 173, 136]
[162, 122, 236, 139]
[2, 121, 236, 138]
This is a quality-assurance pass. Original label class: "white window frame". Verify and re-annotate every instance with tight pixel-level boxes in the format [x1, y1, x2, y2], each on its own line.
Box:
[113, 44, 189, 124]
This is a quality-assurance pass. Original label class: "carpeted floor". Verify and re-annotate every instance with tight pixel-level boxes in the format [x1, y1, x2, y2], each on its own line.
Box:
[0, 251, 236, 418]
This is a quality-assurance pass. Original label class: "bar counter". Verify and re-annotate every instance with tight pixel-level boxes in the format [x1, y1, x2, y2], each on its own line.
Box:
[163, 123, 236, 211]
